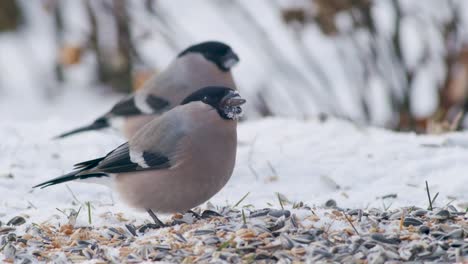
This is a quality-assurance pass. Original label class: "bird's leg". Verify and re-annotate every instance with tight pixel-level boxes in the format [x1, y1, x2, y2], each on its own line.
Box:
[146, 209, 166, 227]
[187, 209, 201, 219]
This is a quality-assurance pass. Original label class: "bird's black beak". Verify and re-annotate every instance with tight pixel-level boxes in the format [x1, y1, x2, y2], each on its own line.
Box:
[220, 91, 246, 107]
[221, 50, 240, 70]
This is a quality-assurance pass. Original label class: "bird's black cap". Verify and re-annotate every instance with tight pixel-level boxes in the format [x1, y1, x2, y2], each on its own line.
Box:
[178, 41, 240, 72]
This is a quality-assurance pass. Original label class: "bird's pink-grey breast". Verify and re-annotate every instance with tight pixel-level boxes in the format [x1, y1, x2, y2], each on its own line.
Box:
[54, 41, 240, 139]
[35, 86, 246, 213]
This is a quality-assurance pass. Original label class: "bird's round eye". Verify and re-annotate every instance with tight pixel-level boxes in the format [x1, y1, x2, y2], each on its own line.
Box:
[202, 96, 208, 101]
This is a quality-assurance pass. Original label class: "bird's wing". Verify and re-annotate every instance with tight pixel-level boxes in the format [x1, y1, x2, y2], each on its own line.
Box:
[54, 94, 171, 139]
[33, 141, 173, 188]
[35, 108, 189, 189]
[82, 143, 169, 174]
[84, 111, 187, 174]
[108, 93, 170, 117]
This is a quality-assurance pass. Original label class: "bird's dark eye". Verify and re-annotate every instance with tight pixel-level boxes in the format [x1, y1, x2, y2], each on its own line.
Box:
[202, 96, 208, 102]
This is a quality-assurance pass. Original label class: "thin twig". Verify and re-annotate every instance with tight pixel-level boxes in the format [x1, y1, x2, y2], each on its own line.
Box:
[147, 209, 165, 227]
[449, 110, 464, 131]
[343, 213, 360, 236]
[65, 184, 81, 204]
[86, 201, 92, 225]
[324, 218, 336, 234]
[241, 209, 247, 225]
[247, 135, 260, 180]
[56, 208, 68, 217]
[425, 181, 433, 211]
[217, 240, 231, 251]
[382, 200, 393, 211]
[431, 192, 439, 208]
[233, 192, 250, 208]
[56, 207, 82, 221]
[445, 198, 456, 207]
[277, 192, 284, 210]
[27, 201, 37, 209]
[267, 161, 279, 177]
[399, 208, 406, 232]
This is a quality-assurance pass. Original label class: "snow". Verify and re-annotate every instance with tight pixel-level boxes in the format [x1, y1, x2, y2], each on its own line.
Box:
[1, 104, 467, 228]
[234, 117, 468, 210]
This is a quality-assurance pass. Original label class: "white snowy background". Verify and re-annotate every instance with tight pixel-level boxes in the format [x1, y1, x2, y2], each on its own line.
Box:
[1, 0, 468, 227]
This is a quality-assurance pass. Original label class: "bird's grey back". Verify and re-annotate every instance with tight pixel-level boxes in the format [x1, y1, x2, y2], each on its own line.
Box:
[139, 53, 237, 108]
[129, 107, 188, 160]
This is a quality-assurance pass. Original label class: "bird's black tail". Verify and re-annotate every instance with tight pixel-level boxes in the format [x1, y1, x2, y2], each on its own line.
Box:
[33, 171, 107, 189]
[53, 118, 109, 139]
[33, 157, 106, 189]
[33, 170, 83, 189]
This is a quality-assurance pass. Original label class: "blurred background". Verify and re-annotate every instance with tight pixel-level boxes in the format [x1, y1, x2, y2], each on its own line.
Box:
[1, 0, 468, 133]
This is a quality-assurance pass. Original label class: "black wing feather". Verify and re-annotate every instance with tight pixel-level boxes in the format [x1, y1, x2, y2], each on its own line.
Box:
[33, 170, 107, 189]
[90, 143, 171, 173]
[109, 96, 142, 116]
[54, 118, 109, 139]
[109, 95, 170, 117]
[146, 95, 170, 111]
[34, 143, 171, 189]
[53, 95, 170, 139]
[142, 151, 170, 168]
[74, 157, 105, 170]
[91, 143, 139, 173]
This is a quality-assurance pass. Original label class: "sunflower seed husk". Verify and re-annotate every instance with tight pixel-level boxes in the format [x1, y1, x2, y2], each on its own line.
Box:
[6, 216, 26, 226]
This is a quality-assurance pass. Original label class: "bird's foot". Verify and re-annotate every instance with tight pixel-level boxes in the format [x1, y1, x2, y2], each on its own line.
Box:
[187, 209, 201, 220]
[146, 209, 166, 228]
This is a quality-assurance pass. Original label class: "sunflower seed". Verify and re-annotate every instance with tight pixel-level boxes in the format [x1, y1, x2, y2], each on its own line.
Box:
[250, 208, 270, 218]
[154, 244, 171, 251]
[444, 229, 464, 239]
[268, 209, 291, 218]
[6, 216, 25, 226]
[411, 209, 428, 217]
[403, 217, 423, 226]
[312, 248, 333, 259]
[203, 236, 220, 245]
[268, 218, 285, 232]
[125, 224, 137, 237]
[0, 227, 15, 235]
[193, 229, 215, 236]
[201, 210, 222, 218]
[432, 209, 451, 220]
[82, 248, 94, 259]
[292, 234, 315, 244]
[419, 225, 430, 234]
[137, 223, 160, 233]
[280, 233, 294, 249]
[324, 199, 337, 208]
[371, 233, 401, 245]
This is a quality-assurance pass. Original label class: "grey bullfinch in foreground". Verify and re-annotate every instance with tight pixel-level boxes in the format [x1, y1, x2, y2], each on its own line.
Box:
[35, 86, 246, 226]
[55, 41, 240, 139]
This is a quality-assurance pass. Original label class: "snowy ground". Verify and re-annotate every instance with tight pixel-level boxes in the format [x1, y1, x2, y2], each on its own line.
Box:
[1, 104, 467, 227]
